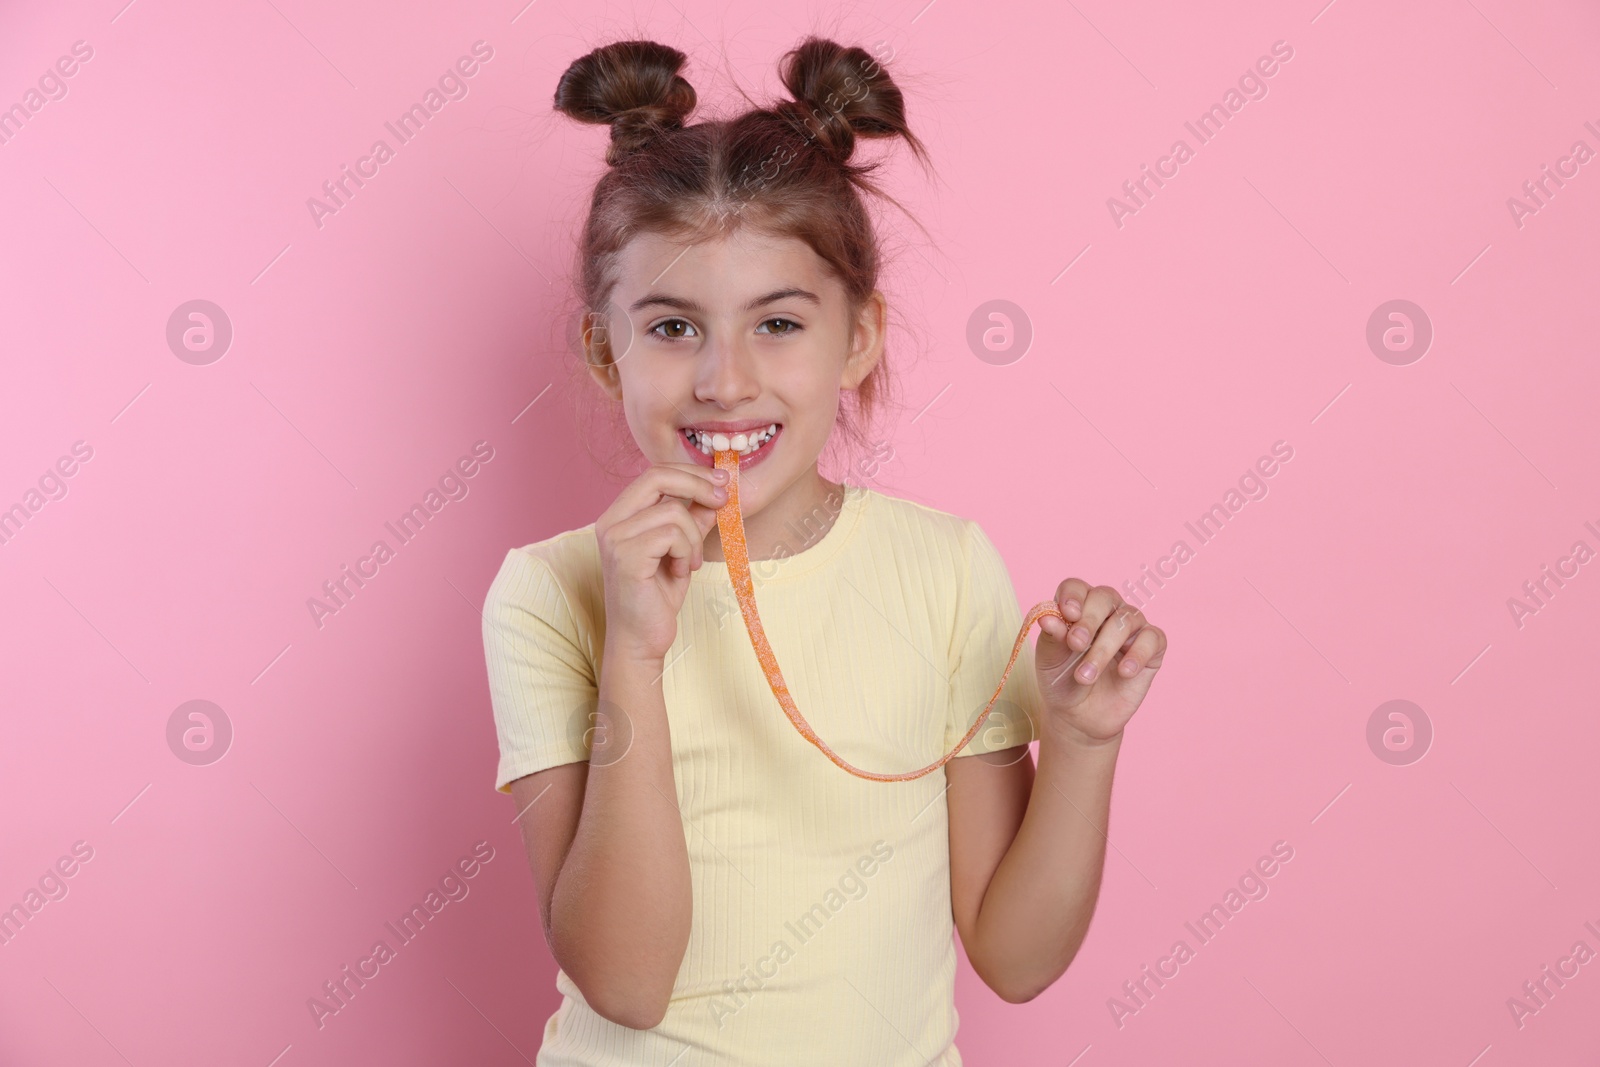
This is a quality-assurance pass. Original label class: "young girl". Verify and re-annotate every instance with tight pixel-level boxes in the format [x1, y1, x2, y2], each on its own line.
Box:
[482, 36, 1166, 1065]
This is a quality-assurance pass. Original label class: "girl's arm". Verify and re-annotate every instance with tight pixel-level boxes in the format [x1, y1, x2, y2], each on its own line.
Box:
[948, 577, 1162, 1003]
[509, 638, 692, 1029]
[505, 464, 725, 1030]
[946, 728, 1120, 1004]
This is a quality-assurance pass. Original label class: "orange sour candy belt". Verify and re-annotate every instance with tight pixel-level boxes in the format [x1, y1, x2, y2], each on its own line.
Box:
[712, 448, 1066, 782]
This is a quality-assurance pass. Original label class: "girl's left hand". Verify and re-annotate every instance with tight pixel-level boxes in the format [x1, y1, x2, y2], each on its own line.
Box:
[1034, 579, 1166, 746]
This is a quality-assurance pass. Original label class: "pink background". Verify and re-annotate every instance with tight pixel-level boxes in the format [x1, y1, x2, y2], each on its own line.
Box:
[3, 0, 1598, 1064]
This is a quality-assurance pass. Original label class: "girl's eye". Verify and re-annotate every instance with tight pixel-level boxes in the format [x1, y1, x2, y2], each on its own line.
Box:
[649, 318, 697, 340]
[649, 318, 801, 340]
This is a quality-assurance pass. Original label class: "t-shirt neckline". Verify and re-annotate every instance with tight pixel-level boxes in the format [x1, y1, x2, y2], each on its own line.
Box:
[691, 482, 867, 583]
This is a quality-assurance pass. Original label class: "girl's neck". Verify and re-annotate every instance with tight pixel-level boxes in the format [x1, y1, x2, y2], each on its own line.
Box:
[701, 466, 846, 563]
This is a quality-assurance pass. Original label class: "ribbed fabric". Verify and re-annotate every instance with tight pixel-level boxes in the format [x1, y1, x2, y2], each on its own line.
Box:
[481, 482, 1046, 1066]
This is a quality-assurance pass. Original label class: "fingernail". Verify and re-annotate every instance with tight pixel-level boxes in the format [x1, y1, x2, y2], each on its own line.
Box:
[713, 469, 729, 480]
[1079, 662, 1097, 682]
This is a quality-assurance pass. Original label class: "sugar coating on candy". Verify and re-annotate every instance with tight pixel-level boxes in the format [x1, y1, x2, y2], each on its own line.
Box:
[713, 447, 1066, 782]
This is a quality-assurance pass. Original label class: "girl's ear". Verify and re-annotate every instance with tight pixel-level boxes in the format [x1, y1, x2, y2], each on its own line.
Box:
[582, 355, 617, 399]
[582, 312, 625, 401]
[587, 356, 622, 401]
[841, 290, 887, 389]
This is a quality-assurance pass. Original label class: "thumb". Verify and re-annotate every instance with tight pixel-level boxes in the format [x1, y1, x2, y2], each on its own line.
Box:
[697, 496, 728, 532]
[1032, 614, 1081, 676]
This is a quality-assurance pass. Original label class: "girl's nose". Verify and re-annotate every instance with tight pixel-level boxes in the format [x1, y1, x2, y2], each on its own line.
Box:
[693, 335, 759, 407]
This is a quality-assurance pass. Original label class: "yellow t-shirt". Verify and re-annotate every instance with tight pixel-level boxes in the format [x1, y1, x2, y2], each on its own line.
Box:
[481, 481, 1047, 1066]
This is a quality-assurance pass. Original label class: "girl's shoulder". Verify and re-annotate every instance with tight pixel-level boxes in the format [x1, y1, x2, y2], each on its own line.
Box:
[853, 485, 995, 567]
[855, 487, 1020, 626]
[859, 484, 974, 533]
[483, 521, 604, 644]
[500, 520, 600, 580]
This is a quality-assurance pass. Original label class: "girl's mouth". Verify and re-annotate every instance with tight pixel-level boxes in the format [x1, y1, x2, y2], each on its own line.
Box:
[680, 423, 781, 469]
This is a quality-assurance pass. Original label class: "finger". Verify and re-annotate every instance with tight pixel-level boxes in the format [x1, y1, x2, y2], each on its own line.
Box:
[651, 519, 698, 575]
[606, 519, 693, 582]
[651, 466, 730, 516]
[603, 464, 729, 527]
[685, 499, 733, 568]
[612, 500, 709, 572]
[686, 494, 724, 536]
[1113, 625, 1164, 677]
[660, 500, 715, 572]
[1062, 584, 1124, 655]
[1053, 578, 1093, 623]
[1072, 602, 1144, 684]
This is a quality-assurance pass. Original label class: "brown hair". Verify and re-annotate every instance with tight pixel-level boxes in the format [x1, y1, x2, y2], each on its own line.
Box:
[551, 36, 931, 480]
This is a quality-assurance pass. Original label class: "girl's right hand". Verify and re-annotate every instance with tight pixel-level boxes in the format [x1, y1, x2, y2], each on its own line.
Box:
[595, 463, 730, 663]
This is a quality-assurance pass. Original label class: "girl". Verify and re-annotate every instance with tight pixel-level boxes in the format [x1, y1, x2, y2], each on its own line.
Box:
[482, 36, 1166, 1065]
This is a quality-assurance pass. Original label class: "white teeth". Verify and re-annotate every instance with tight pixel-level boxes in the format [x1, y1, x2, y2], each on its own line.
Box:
[684, 423, 778, 456]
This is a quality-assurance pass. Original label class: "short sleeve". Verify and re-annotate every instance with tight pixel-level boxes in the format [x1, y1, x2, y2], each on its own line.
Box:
[944, 521, 1046, 757]
[482, 548, 598, 793]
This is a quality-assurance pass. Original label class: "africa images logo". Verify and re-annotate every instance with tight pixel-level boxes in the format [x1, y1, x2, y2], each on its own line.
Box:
[306, 841, 495, 1029]
[306, 41, 494, 229]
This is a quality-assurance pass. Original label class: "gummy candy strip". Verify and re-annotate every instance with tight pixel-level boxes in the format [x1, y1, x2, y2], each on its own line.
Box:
[712, 448, 1065, 782]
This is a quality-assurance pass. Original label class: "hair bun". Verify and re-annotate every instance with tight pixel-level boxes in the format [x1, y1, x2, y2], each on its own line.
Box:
[777, 37, 909, 165]
[553, 40, 697, 166]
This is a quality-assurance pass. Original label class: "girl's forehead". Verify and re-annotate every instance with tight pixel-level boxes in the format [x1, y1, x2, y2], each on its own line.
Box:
[616, 229, 828, 288]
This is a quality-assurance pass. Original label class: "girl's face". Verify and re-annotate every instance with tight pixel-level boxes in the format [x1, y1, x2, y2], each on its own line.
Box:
[589, 227, 884, 520]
